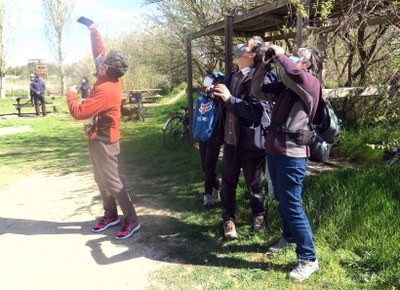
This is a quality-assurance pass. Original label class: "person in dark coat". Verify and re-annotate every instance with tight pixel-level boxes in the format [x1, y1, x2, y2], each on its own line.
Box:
[30, 74, 47, 116]
[29, 74, 35, 104]
[80, 77, 90, 99]
[213, 37, 270, 240]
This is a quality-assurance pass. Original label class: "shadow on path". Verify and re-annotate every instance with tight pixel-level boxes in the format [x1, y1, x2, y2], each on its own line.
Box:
[0, 214, 290, 273]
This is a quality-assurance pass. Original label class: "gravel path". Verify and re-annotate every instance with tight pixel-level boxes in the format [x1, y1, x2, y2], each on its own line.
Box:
[0, 172, 172, 290]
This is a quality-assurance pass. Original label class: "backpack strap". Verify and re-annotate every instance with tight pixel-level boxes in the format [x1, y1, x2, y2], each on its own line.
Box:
[275, 61, 314, 114]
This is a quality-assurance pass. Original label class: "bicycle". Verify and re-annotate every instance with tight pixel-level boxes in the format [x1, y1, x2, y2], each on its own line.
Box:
[128, 91, 145, 121]
[162, 106, 189, 149]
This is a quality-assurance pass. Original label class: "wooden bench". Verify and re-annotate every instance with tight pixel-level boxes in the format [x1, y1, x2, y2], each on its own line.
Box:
[12, 94, 58, 116]
[123, 89, 162, 104]
[121, 89, 161, 120]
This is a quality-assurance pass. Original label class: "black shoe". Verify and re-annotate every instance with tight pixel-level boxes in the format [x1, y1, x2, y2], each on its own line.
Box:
[252, 215, 265, 232]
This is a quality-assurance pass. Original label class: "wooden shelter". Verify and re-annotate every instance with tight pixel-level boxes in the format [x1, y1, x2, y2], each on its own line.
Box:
[28, 59, 48, 80]
[185, 0, 399, 134]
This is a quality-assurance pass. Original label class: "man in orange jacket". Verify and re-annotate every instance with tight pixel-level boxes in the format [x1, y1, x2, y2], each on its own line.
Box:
[66, 23, 140, 240]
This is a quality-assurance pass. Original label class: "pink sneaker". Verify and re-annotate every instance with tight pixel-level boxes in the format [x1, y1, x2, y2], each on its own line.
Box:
[91, 216, 120, 233]
[115, 221, 141, 240]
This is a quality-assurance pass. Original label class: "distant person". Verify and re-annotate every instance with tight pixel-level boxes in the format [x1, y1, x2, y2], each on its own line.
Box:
[80, 77, 90, 99]
[29, 74, 35, 104]
[30, 74, 47, 116]
[66, 23, 140, 240]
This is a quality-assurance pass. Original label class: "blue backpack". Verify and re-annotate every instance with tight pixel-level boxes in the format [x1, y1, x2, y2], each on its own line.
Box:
[192, 93, 216, 142]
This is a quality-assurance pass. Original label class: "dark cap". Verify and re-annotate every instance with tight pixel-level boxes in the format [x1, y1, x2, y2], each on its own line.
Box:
[104, 50, 129, 79]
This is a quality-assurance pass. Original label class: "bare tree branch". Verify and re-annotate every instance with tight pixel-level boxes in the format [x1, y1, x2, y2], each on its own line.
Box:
[42, 0, 74, 95]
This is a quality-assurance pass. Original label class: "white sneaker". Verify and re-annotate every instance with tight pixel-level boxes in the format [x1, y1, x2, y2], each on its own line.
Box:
[289, 259, 319, 282]
[211, 188, 220, 200]
[203, 194, 213, 206]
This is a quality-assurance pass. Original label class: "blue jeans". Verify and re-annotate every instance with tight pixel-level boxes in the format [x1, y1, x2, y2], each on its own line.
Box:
[267, 154, 316, 261]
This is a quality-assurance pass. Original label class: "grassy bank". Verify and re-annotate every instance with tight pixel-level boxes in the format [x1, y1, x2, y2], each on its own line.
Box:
[0, 91, 399, 289]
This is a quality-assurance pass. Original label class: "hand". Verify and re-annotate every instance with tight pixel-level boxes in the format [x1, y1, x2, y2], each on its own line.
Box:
[212, 84, 231, 102]
[89, 23, 99, 32]
[268, 44, 285, 56]
[69, 85, 77, 94]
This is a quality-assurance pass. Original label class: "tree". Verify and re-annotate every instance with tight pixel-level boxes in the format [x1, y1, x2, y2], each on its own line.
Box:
[323, 0, 400, 86]
[0, 1, 8, 98]
[143, 0, 265, 87]
[42, 0, 74, 96]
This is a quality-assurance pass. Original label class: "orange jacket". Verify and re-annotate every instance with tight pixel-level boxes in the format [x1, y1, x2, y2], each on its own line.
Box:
[66, 27, 122, 143]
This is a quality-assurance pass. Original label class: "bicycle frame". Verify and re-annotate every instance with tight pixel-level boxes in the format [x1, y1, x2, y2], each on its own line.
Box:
[162, 107, 189, 149]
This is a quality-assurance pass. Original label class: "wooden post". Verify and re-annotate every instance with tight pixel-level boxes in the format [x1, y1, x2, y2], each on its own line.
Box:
[185, 34, 194, 143]
[224, 14, 233, 75]
[317, 33, 327, 82]
[296, 0, 310, 48]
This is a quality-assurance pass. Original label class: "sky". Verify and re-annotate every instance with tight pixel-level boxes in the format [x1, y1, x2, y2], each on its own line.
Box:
[3, 0, 156, 67]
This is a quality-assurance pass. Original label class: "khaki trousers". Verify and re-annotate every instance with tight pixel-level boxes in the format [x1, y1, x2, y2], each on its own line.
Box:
[88, 139, 137, 223]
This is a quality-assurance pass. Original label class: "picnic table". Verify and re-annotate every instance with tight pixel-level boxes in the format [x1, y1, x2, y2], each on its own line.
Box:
[122, 89, 162, 104]
[12, 91, 60, 116]
[121, 89, 161, 121]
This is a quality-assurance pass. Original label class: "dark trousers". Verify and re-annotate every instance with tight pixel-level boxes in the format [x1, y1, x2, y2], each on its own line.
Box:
[199, 133, 222, 196]
[88, 139, 137, 224]
[220, 144, 266, 221]
[34, 95, 47, 116]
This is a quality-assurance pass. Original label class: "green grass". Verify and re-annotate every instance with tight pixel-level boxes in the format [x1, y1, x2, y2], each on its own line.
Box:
[0, 91, 399, 289]
[0, 97, 90, 178]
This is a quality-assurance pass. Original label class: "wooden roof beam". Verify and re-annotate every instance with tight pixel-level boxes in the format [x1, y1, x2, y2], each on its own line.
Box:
[264, 15, 400, 42]
[190, 0, 290, 39]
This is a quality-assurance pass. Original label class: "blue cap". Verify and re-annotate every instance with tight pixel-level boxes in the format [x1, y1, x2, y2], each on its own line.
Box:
[212, 71, 224, 79]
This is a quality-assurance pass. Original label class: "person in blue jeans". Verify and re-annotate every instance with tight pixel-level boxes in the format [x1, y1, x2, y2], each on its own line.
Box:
[261, 45, 323, 282]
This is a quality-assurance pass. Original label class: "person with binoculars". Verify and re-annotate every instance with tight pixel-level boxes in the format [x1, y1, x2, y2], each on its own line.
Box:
[212, 36, 271, 240]
[260, 44, 323, 282]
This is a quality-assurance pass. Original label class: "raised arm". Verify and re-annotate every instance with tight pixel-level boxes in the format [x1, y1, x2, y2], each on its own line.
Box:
[89, 24, 106, 59]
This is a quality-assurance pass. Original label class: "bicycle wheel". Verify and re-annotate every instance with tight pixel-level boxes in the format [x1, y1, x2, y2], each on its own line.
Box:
[162, 116, 186, 149]
[138, 104, 145, 121]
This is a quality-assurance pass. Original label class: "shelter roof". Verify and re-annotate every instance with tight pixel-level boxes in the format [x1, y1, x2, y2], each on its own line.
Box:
[191, 0, 395, 41]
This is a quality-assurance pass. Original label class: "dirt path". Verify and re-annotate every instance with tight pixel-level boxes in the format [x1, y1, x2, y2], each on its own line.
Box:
[0, 170, 176, 290]
[145, 89, 186, 107]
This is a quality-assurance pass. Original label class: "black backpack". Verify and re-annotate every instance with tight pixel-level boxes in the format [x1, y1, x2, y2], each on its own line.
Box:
[310, 94, 341, 162]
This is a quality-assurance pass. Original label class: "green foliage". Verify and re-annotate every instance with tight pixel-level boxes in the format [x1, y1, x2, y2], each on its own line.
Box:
[334, 123, 400, 161]
[304, 164, 400, 288]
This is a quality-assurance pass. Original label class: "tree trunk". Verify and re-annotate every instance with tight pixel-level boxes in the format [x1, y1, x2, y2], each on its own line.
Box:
[58, 36, 65, 96]
[0, 76, 5, 99]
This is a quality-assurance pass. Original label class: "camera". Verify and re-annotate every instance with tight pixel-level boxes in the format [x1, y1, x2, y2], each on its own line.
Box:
[264, 48, 275, 60]
[204, 86, 217, 99]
